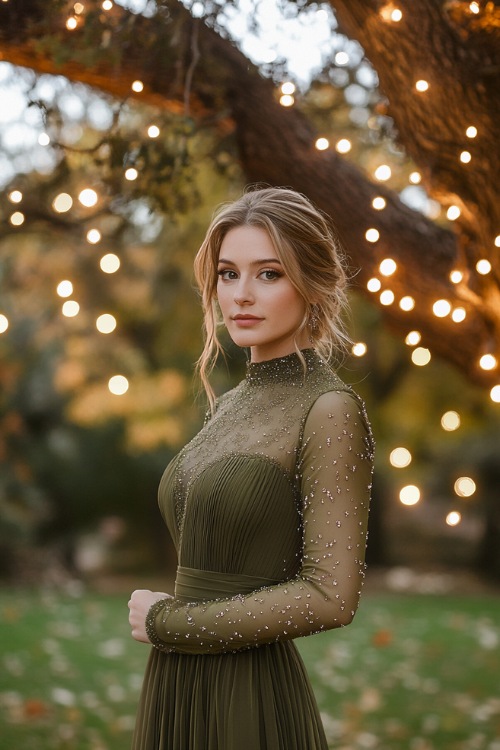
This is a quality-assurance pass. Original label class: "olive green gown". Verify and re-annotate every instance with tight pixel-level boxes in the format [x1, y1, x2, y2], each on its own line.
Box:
[132, 350, 374, 750]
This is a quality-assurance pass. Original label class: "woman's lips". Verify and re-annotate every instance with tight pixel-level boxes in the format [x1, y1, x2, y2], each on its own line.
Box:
[232, 315, 263, 327]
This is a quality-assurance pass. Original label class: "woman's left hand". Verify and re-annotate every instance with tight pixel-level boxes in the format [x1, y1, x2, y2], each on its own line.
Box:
[128, 589, 172, 643]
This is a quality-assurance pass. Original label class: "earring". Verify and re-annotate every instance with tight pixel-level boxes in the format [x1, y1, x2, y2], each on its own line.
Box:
[310, 305, 319, 331]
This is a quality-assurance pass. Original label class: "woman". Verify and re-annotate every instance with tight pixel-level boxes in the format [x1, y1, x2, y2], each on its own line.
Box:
[128, 186, 374, 749]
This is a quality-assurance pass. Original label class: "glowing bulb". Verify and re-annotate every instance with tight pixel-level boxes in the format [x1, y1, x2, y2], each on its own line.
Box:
[460, 151, 472, 164]
[466, 126, 477, 138]
[335, 51, 349, 66]
[380, 290, 395, 306]
[452, 307, 466, 323]
[479, 354, 497, 371]
[281, 82, 296, 95]
[476, 259, 491, 275]
[62, 300, 80, 317]
[86, 228, 101, 244]
[352, 342, 367, 357]
[469, 1, 480, 12]
[441, 411, 460, 431]
[399, 296, 415, 311]
[450, 270, 463, 284]
[415, 80, 429, 92]
[409, 171, 421, 184]
[100, 253, 120, 273]
[10, 212, 25, 226]
[108, 375, 129, 395]
[400, 485, 420, 506]
[57, 280, 73, 298]
[390, 447, 412, 468]
[405, 331, 421, 346]
[365, 228, 380, 243]
[446, 511, 461, 527]
[432, 299, 451, 317]
[379, 258, 397, 276]
[315, 138, 329, 151]
[38, 133, 50, 146]
[131, 80, 143, 93]
[0, 314, 9, 334]
[96, 314, 117, 334]
[372, 196, 386, 210]
[125, 168, 138, 181]
[66, 16, 78, 30]
[78, 188, 98, 207]
[454, 477, 476, 497]
[74, 3, 84, 13]
[52, 193, 73, 213]
[490, 385, 500, 402]
[367, 278, 381, 293]
[447, 205, 461, 220]
[391, 8, 403, 21]
[374, 165, 391, 181]
[495, 236, 500, 248]
[335, 139, 352, 154]
[102, 0, 112, 8]
[8, 190, 22, 203]
[279, 94, 294, 107]
[412, 347, 431, 366]
[148, 125, 160, 138]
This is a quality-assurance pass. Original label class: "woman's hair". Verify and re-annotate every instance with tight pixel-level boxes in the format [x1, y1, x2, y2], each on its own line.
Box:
[194, 186, 351, 409]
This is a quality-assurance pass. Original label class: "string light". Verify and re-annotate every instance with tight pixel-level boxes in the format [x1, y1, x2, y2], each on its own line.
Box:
[460, 151, 472, 164]
[352, 342, 367, 357]
[367, 278, 381, 292]
[490, 385, 500, 403]
[281, 82, 295, 95]
[469, 1, 480, 13]
[372, 196, 386, 210]
[38, 133, 50, 146]
[379, 258, 397, 276]
[86, 228, 101, 244]
[374, 165, 391, 181]
[390, 447, 412, 468]
[399, 296, 415, 311]
[66, 17, 78, 30]
[100, 254, 120, 273]
[52, 193, 73, 213]
[450, 270, 463, 284]
[74, 2, 85, 13]
[335, 139, 352, 154]
[454, 477, 476, 497]
[451, 307, 466, 322]
[495, 236, 500, 248]
[8, 190, 22, 203]
[476, 259, 491, 275]
[102, 0, 113, 8]
[400, 485, 420, 506]
[405, 331, 421, 346]
[365, 228, 380, 243]
[315, 137, 329, 151]
[447, 205, 461, 220]
[131, 80, 144, 93]
[432, 299, 451, 317]
[0, 314, 9, 334]
[78, 188, 98, 207]
[446, 511, 461, 527]
[415, 80, 429, 92]
[380, 4, 403, 22]
[380, 290, 395, 305]
[279, 94, 294, 107]
[108, 375, 129, 395]
[409, 172, 421, 184]
[479, 354, 497, 370]
[441, 410, 460, 431]
[148, 125, 160, 138]
[334, 51, 349, 66]
[466, 126, 477, 138]
[391, 8, 403, 21]
[125, 168, 138, 181]
[57, 280, 73, 298]
[10, 212, 25, 226]
[412, 347, 431, 366]
[62, 300, 80, 317]
[96, 314, 117, 334]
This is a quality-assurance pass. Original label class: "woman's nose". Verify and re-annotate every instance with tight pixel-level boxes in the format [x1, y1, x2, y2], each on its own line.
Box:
[233, 279, 254, 305]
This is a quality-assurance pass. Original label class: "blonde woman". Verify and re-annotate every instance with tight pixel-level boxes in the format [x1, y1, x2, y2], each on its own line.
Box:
[129, 187, 374, 749]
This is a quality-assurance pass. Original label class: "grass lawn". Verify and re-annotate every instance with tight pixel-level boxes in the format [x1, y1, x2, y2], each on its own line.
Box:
[0, 585, 499, 749]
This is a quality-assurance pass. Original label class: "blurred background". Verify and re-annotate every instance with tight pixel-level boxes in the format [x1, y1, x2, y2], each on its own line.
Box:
[0, 1, 499, 748]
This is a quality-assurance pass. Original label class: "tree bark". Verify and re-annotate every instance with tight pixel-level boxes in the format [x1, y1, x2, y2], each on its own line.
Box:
[0, 0, 499, 385]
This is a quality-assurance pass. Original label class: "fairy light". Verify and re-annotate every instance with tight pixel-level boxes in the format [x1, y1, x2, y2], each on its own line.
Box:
[335, 139, 352, 154]
[390, 447, 412, 468]
[441, 410, 460, 431]
[405, 331, 421, 346]
[352, 342, 367, 357]
[100, 254, 120, 273]
[450, 270, 463, 284]
[56, 280, 73, 298]
[399, 296, 415, 311]
[78, 188, 98, 207]
[409, 171, 421, 184]
[0, 314, 9, 334]
[479, 354, 497, 371]
[452, 307, 466, 323]
[466, 126, 477, 138]
[447, 205, 461, 221]
[374, 165, 391, 181]
[379, 258, 397, 276]
[148, 125, 160, 138]
[279, 94, 294, 107]
[86, 228, 101, 244]
[476, 259, 491, 275]
[8, 190, 22, 203]
[454, 477, 476, 497]
[391, 8, 403, 21]
[125, 168, 138, 181]
[281, 82, 296, 95]
[335, 51, 349, 66]
[315, 138, 329, 151]
[432, 299, 451, 317]
[490, 385, 500, 402]
[469, 1, 480, 12]
[412, 347, 431, 366]
[62, 300, 80, 317]
[495, 236, 500, 248]
[10, 212, 25, 226]
[38, 133, 50, 146]
[372, 196, 386, 210]
[102, 0, 113, 8]
[108, 375, 129, 395]
[365, 228, 380, 243]
[74, 2, 85, 13]
[367, 278, 381, 293]
[446, 511, 461, 527]
[52, 193, 73, 213]
[400, 485, 420, 506]
[415, 80, 429, 92]
[131, 80, 144, 93]
[66, 17, 78, 30]
[96, 314, 117, 334]
[380, 290, 395, 305]
[460, 151, 472, 164]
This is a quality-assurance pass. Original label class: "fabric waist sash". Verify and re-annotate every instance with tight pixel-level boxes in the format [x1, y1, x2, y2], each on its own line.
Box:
[174, 565, 282, 603]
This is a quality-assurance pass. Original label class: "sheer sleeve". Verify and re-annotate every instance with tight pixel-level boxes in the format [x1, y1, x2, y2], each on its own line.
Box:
[146, 390, 373, 655]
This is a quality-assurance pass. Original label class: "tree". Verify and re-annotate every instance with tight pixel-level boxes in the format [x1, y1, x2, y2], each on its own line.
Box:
[1, 0, 499, 387]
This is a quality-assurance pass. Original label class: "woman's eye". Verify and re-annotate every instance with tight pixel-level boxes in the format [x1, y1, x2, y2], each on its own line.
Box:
[260, 269, 281, 281]
[217, 269, 237, 280]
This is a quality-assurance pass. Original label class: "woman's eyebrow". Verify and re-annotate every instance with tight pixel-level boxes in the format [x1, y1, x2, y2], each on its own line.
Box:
[217, 258, 283, 266]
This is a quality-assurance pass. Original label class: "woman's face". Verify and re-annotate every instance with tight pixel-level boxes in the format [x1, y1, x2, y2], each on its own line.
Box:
[216, 225, 310, 362]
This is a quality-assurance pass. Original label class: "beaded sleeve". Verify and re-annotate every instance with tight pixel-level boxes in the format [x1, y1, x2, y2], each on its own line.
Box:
[146, 390, 373, 654]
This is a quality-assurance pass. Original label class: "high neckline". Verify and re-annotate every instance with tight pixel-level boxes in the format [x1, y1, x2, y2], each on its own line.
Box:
[245, 349, 324, 386]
